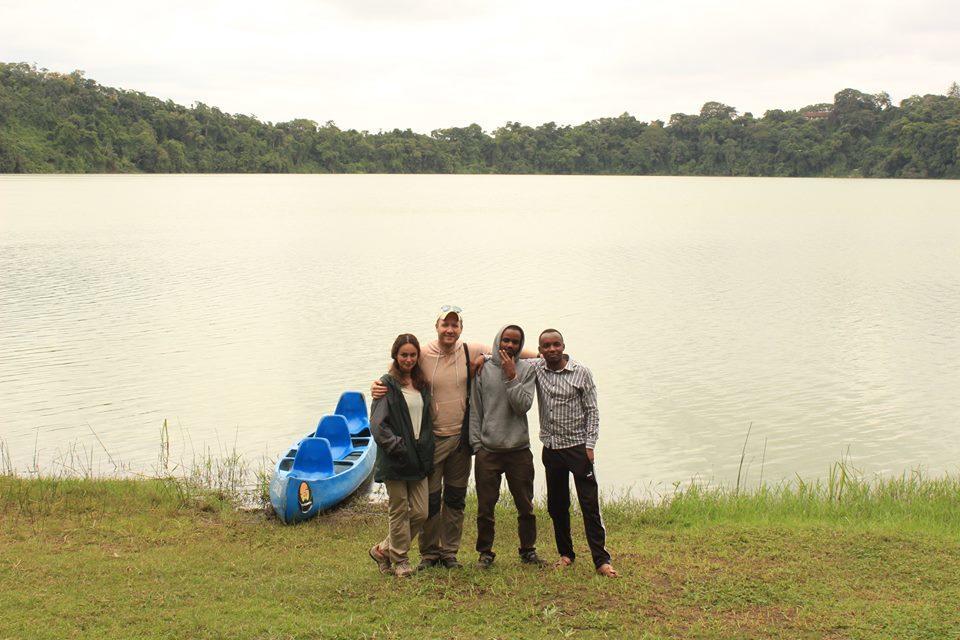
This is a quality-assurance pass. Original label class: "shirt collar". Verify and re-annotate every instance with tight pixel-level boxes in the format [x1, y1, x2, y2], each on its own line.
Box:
[544, 355, 577, 373]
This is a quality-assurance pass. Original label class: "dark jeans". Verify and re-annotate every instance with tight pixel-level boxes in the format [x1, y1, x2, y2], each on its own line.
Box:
[474, 447, 537, 557]
[542, 444, 611, 568]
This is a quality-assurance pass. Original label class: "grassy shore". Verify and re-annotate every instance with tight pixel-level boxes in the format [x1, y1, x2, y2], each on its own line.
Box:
[2, 470, 960, 640]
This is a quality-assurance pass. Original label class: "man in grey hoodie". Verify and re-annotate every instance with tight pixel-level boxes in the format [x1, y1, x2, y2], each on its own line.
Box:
[469, 324, 545, 568]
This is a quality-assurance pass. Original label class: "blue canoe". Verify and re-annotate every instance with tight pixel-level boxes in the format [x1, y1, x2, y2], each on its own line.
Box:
[269, 391, 377, 524]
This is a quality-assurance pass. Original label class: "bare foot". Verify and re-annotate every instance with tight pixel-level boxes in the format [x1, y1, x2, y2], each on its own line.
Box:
[596, 563, 619, 578]
[554, 556, 574, 568]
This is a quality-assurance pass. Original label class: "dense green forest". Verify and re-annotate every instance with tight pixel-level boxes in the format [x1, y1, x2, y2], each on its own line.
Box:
[1, 62, 959, 177]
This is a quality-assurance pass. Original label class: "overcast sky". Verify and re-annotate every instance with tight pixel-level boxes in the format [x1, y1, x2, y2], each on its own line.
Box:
[2, 0, 959, 132]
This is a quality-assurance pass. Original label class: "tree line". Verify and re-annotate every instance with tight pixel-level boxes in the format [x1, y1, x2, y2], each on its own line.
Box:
[1, 62, 959, 177]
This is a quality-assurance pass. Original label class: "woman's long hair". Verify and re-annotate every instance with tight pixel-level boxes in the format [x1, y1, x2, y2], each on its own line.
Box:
[389, 333, 426, 391]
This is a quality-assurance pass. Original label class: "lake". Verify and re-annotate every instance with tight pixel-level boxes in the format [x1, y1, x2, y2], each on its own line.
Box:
[2, 175, 958, 495]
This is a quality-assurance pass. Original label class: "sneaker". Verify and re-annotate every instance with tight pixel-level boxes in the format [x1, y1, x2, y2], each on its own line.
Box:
[440, 556, 463, 569]
[520, 551, 547, 567]
[394, 560, 415, 578]
[417, 558, 439, 572]
[368, 544, 391, 575]
[477, 552, 495, 569]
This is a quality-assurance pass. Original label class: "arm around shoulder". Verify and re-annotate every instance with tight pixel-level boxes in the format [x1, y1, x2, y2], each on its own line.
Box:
[370, 378, 387, 400]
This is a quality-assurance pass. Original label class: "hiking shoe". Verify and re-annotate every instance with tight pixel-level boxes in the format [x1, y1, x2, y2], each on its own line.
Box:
[520, 551, 547, 567]
[417, 558, 439, 572]
[477, 552, 495, 569]
[394, 560, 414, 578]
[369, 544, 391, 575]
[440, 556, 463, 569]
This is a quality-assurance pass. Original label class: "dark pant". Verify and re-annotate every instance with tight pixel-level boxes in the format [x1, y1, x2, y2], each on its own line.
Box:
[474, 447, 537, 557]
[542, 444, 611, 568]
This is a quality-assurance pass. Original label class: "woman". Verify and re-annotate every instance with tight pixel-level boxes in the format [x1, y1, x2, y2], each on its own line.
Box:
[368, 334, 435, 577]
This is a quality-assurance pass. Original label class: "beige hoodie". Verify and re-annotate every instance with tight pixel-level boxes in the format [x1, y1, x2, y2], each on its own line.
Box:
[420, 339, 488, 437]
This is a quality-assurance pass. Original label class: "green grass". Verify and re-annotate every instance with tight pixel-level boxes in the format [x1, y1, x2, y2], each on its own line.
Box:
[2, 469, 960, 639]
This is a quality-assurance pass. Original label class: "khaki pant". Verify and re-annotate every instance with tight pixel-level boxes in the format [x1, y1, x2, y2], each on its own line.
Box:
[418, 434, 471, 562]
[380, 478, 428, 563]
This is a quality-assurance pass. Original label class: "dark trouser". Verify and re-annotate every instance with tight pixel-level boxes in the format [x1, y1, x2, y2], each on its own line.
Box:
[542, 444, 611, 569]
[474, 447, 537, 557]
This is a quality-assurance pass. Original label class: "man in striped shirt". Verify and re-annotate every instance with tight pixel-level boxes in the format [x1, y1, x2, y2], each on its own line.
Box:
[534, 329, 618, 577]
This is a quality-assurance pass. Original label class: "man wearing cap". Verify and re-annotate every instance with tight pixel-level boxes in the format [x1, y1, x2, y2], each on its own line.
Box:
[371, 306, 525, 570]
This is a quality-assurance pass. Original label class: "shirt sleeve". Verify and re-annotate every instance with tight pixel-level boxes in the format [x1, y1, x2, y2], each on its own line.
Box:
[581, 369, 600, 448]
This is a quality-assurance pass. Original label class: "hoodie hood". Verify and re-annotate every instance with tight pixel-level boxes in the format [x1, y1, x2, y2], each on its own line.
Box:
[468, 325, 536, 453]
[491, 324, 526, 366]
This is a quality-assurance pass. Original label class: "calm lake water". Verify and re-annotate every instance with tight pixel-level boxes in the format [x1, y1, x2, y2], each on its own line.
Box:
[2, 175, 959, 495]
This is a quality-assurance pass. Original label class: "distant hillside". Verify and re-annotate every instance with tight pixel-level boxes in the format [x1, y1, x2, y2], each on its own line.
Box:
[1, 62, 958, 177]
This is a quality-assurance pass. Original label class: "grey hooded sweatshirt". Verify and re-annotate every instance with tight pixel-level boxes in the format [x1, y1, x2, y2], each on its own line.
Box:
[468, 325, 537, 453]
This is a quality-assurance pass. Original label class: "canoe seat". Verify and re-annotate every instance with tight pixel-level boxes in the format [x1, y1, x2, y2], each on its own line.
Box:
[291, 437, 334, 479]
[334, 391, 370, 436]
[315, 414, 353, 460]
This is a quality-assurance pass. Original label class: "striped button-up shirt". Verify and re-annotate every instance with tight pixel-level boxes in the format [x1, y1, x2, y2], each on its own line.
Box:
[532, 357, 600, 450]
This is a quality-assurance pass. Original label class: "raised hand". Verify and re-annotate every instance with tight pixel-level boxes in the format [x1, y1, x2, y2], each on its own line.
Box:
[499, 350, 516, 381]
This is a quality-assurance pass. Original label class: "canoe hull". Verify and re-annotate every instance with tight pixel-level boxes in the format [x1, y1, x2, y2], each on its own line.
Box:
[269, 437, 375, 524]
